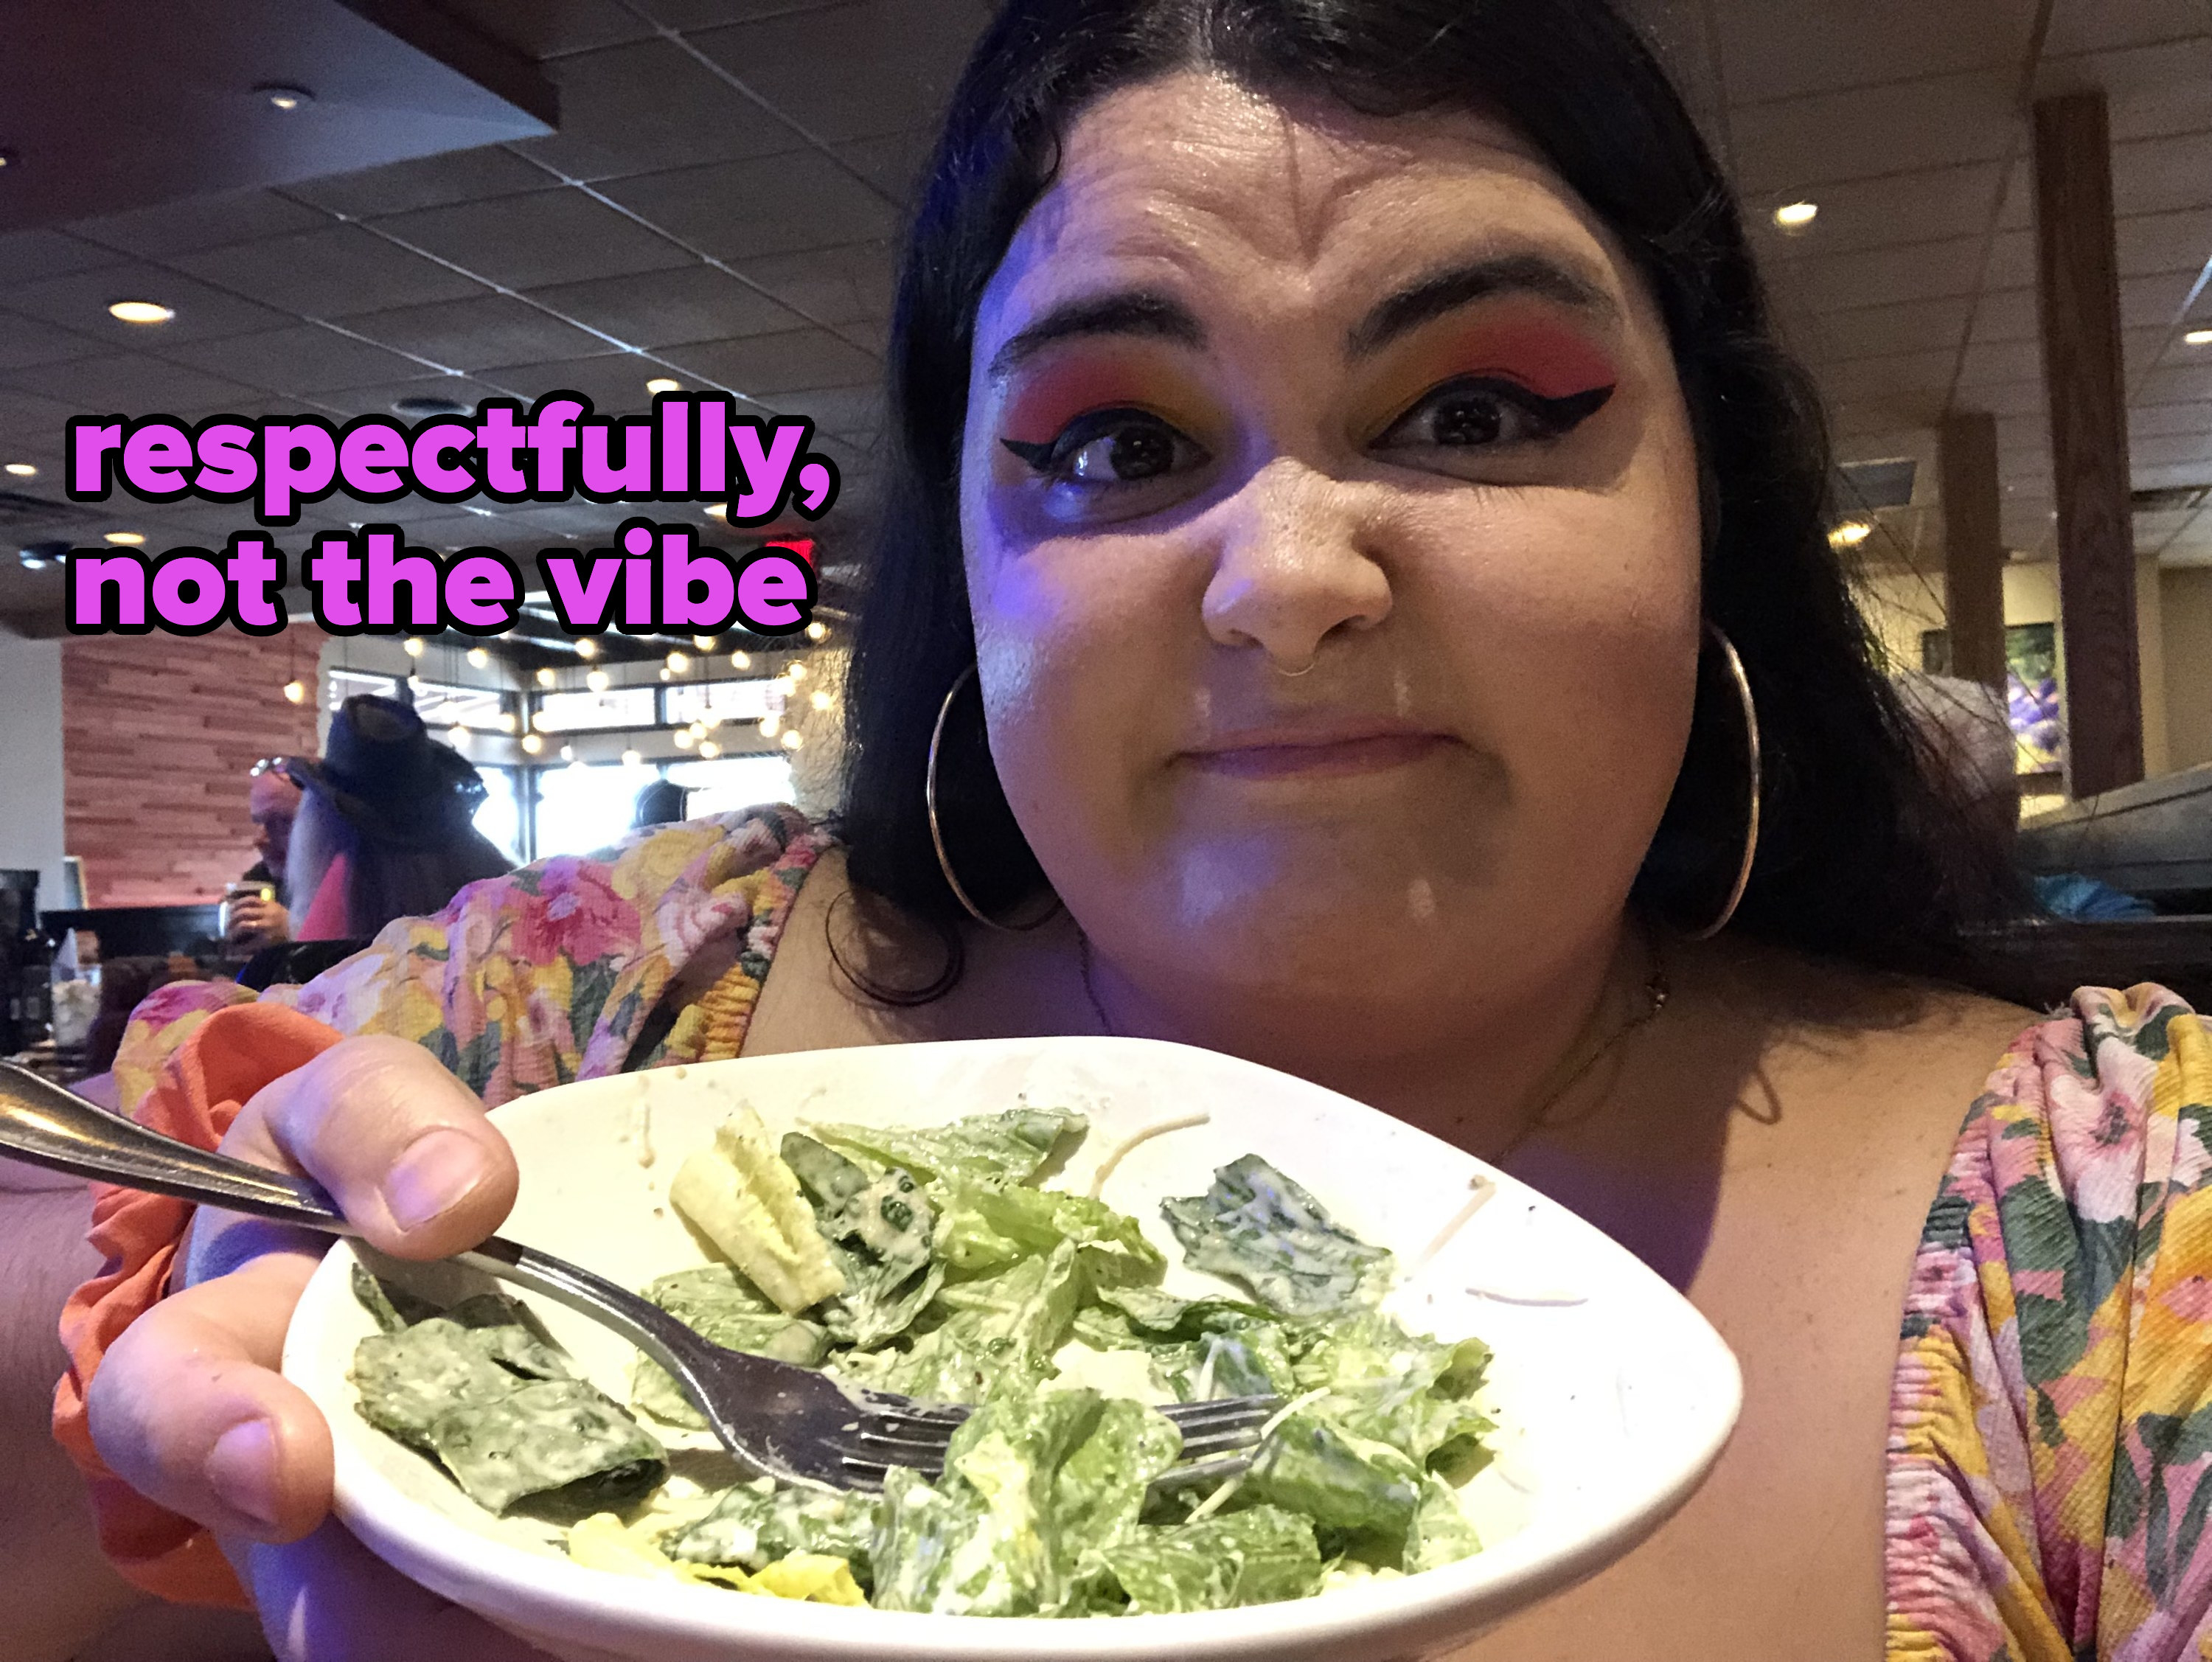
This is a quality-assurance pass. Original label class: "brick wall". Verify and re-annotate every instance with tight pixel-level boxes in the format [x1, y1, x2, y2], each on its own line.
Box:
[63, 627, 325, 906]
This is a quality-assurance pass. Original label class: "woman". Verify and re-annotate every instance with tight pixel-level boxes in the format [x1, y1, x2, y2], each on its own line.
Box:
[232, 696, 515, 992]
[14, 2, 2205, 1658]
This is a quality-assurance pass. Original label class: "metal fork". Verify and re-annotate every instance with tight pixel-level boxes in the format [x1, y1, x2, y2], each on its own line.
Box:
[0, 1061, 1276, 1493]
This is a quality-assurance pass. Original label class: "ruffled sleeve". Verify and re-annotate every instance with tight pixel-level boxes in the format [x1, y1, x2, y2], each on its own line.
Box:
[1887, 984, 2212, 1661]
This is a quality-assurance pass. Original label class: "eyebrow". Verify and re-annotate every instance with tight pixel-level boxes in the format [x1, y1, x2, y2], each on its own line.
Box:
[1346, 254, 1620, 356]
[985, 290, 1206, 380]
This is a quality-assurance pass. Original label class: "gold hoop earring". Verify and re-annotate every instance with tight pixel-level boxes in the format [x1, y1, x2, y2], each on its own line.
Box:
[925, 665, 1051, 933]
[1684, 624, 1761, 942]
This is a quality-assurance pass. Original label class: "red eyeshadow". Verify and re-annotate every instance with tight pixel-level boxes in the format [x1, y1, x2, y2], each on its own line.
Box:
[1418, 313, 1619, 401]
[999, 351, 1186, 447]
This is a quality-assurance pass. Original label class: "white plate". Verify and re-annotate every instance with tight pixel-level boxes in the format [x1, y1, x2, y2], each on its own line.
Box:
[283, 1035, 1739, 1662]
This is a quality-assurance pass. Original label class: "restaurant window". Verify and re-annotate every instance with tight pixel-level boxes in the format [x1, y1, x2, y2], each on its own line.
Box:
[473, 765, 524, 864]
[534, 686, 658, 732]
[663, 679, 776, 729]
[412, 680, 512, 731]
[532, 763, 647, 858]
[665, 756, 794, 817]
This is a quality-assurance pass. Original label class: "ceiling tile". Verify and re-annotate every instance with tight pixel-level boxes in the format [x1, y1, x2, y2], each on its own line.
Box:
[1820, 347, 1961, 403]
[0, 231, 125, 285]
[601, 152, 896, 262]
[310, 375, 508, 420]
[1713, 0, 2039, 104]
[1803, 296, 1973, 361]
[0, 262, 292, 346]
[2116, 207, 2212, 277]
[343, 293, 614, 372]
[1968, 288, 2040, 344]
[2121, 271, 2199, 330]
[2133, 432, 2212, 466]
[284, 146, 560, 219]
[523, 265, 807, 347]
[512, 38, 806, 183]
[0, 354, 260, 414]
[372, 188, 695, 290]
[2135, 461, 2212, 490]
[2075, 38, 2212, 142]
[161, 324, 439, 395]
[731, 241, 895, 327]
[1751, 162, 2006, 256]
[2139, 363, 2212, 406]
[2042, 0, 2208, 58]
[757, 382, 881, 441]
[0, 313, 109, 372]
[1971, 379, 2050, 417]
[2129, 402, 2212, 439]
[174, 225, 490, 318]
[426, 0, 658, 59]
[627, 0, 849, 27]
[1958, 338, 2044, 387]
[2112, 131, 2212, 220]
[1782, 235, 1992, 311]
[689, 0, 990, 145]
[63, 190, 333, 259]
[832, 130, 937, 206]
[661, 327, 878, 397]
[1730, 76, 2018, 195]
[478, 352, 671, 411]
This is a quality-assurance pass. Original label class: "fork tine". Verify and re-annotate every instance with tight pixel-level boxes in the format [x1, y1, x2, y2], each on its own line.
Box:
[1175, 1425, 1267, 1458]
[1161, 1398, 1279, 1431]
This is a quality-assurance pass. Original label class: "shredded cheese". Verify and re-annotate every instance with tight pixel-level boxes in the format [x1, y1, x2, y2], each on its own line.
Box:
[1085, 1111, 1212, 1198]
[1184, 1471, 1245, 1523]
[1407, 1175, 1495, 1278]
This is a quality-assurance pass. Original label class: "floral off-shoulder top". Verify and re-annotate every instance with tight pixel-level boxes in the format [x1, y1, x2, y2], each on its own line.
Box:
[103, 809, 2212, 1657]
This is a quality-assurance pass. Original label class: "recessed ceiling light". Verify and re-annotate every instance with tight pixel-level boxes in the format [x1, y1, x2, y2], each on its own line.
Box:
[103, 529, 146, 546]
[1827, 520, 1872, 549]
[1773, 201, 1819, 232]
[705, 503, 728, 522]
[258, 86, 314, 112]
[2185, 328, 2212, 347]
[646, 378, 681, 394]
[3, 462, 35, 478]
[0, 149, 19, 172]
[108, 300, 175, 325]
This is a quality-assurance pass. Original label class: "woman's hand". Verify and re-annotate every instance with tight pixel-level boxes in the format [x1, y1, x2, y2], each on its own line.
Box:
[83, 1035, 550, 1660]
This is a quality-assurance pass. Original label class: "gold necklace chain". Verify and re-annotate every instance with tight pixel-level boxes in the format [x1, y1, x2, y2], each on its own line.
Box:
[1076, 931, 1669, 1167]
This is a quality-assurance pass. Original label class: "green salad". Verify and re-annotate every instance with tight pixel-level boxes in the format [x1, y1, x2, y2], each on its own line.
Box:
[348, 1104, 1495, 1617]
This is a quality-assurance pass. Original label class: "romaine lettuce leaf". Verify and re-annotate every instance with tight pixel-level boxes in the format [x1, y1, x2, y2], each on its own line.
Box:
[810, 1105, 1085, 1187]
[782, 1133, 944, 1349]
[1290, 1311, 1493, 1466]
[1405, 1474, 1484, 1574]
[669, 1108, 846, 1314]
[937, 1181, 1166, 1296]
[844, 1239, 1083, 1404]
[425, 1378, 667, 1519]
[869, 1385, 1107, 1616]
[1099, 1506, 1323, 1613]
[664, 1475, 877, 1587]
[629, 1265, 829, 1427]
[1243, 1409, 1422, 1542]
[1161, 1154, 1392, 1318]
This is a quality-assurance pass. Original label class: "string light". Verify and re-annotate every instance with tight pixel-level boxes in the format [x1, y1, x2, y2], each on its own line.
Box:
[786, 661, 807, 681]
[466, 646, 490, 669]
[560, 744, 575, 762]
[586, 668, 611, 693]
[673, 729, 696, 749]
[692, 636, 717, 652]
[536, 667, 557, 688]
[521, 732, 544, 755]
[282, 678, 307, 703]
[698, 740, 722, 759]
[448, 725, 470, 747]
[1828, 521, 1872, 549]
[810, 689, 833, 712]
[658, 668, 672, 682]
[782, 730, 803, 751]
[532, 709, 550, 731]
[805, 621, 829, 642]
[495, 711, 517, 734]
[730, 650, 751, 670]
[759, 715, 780, 739]
[403, 637, 425, 658]
[666, 650, 690, 673]
[621, 749, 642, 768]
[576, 637, 599, 660]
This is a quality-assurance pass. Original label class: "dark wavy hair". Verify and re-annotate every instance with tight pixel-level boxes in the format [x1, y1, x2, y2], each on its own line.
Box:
[836, 0, 2020, 995]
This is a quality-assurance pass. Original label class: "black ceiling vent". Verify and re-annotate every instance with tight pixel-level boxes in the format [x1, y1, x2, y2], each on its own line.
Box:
[1835, 458, 1918, 510]
[2132, 484, 2209, 515]
[393, 394, 474, 419]
[0, 490, 103, 529]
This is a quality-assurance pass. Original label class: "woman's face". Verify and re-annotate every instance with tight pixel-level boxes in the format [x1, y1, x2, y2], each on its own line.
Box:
[959, 72, 1704, 1046]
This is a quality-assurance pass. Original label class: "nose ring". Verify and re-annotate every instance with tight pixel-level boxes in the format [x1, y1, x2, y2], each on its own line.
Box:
[1273, 653, 1318, 678]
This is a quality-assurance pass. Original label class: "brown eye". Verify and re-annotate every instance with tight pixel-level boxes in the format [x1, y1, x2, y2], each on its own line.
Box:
[1375, 376, 1615, 453]
[1001, 406, 1208, 487]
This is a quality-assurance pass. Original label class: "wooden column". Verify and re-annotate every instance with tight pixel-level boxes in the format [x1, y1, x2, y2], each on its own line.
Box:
[2034, 89, 2142, 796]
[1939, 411, 2006, 691]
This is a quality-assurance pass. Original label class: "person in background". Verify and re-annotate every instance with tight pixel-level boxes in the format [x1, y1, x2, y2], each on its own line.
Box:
[631, 778, 689, 830]
[234, 697, 514, 991]
[221, 762, 301, 954]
